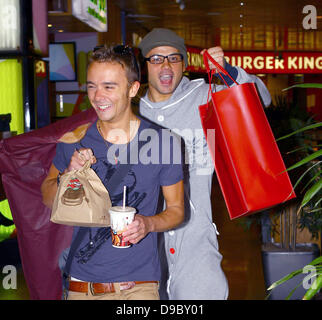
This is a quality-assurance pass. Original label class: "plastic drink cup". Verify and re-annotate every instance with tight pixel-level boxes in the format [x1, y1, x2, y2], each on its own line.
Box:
[109, 206, 136, 248]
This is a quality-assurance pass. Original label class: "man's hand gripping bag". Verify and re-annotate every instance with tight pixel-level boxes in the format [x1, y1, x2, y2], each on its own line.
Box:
[51, 160, 111, 226]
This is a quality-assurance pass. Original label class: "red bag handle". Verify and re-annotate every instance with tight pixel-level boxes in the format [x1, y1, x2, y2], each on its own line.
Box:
[202, 50, 238, 87]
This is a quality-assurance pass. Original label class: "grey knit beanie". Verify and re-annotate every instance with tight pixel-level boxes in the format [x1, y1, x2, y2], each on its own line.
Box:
[138, 28, 188, 67]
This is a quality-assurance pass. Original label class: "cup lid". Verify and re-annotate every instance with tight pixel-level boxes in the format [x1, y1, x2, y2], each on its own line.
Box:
[109, 206, 136, 213]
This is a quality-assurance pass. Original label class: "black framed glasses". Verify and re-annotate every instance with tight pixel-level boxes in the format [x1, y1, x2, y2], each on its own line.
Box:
[145, 53, 184, 64]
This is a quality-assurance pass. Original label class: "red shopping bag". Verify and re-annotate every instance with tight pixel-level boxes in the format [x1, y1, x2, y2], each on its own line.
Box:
[199, 50, 296, 219]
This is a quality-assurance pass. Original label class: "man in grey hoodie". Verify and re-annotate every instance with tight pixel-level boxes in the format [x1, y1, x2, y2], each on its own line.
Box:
[138, 28, 272, 300]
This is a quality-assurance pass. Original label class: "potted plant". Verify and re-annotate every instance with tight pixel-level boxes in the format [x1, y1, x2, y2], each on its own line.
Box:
[265, 120, 322, 300]
[261, 84, 322, 300]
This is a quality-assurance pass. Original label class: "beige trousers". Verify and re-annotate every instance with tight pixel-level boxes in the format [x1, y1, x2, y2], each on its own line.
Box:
[67, 282, 160, 300]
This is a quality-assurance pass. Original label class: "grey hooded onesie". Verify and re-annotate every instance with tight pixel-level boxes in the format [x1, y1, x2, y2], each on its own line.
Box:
[139, 67, 272, 300]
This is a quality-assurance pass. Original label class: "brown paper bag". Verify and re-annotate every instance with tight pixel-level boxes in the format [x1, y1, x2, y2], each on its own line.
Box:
[51, 161, 111, 227]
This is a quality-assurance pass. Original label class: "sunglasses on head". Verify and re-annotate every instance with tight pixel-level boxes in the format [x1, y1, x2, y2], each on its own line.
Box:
[93, 44, 140, 80]
[93, 44, 133, 55]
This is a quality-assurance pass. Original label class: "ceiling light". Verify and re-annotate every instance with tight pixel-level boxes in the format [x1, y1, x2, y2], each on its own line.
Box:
[48, 24, 53, 28]
[176, 0, 185, 10]
[58, 29, 64, 33]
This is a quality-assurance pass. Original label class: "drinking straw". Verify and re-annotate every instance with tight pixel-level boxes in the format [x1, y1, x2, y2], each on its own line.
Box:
[123, 186, 126, 209]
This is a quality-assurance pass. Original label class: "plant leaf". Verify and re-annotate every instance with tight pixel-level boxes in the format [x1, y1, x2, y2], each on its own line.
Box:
[287, 145, 314, 154]
[267, 269, 303, 290]
[292, 161, 322, 191]
[306, 207, 322, 213]
[301, 169, 322, 193]
[307, 255, 322, 266]
[303, 273, 322, 300]
[277, 122, 322, 141]
[267, 256, 322, 292]
[286, 151, 322, 171]
[282, 83, 322, 91]
[301, 179, 322, 207]
[286, 280, 305, 300]
[313, 198, 322, 208]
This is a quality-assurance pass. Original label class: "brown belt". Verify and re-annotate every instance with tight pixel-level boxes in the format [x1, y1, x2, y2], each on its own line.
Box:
[69, 280, 158, 295]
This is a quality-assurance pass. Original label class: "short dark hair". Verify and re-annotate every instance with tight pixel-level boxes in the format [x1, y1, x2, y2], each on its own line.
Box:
[89, 45, 140, 84]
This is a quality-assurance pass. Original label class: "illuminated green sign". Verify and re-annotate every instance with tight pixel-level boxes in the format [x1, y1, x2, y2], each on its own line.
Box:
[0, 59, 24, 134]
[0, 200, 15, 242]
[72, 0, 108, 32]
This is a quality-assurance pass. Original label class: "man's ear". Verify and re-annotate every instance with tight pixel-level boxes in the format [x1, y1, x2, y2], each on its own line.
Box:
[182, 62, 186, 73]
[129, 81, 140, 98]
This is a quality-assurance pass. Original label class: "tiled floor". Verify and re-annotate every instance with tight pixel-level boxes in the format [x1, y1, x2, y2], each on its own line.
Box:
[0, 177, 267, 300]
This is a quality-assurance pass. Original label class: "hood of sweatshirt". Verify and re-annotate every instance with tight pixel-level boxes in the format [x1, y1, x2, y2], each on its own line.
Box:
[140, 76, 208, 111]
